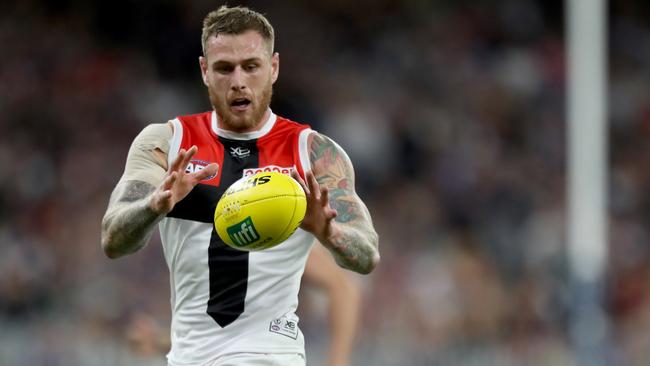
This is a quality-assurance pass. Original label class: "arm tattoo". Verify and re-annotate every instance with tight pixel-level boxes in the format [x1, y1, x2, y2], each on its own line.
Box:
[101, 180, 162, 258]
[309, 133, 379, 274]
[327, 227, 378, 274]
[329, 192, 358, 223]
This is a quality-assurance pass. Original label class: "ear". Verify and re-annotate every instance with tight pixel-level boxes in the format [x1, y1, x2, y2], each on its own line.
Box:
[199, 56, 210, 87]
[271, 52, 279, 84]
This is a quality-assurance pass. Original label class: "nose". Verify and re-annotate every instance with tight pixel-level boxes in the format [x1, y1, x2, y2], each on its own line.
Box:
[230, 66, 246, 92]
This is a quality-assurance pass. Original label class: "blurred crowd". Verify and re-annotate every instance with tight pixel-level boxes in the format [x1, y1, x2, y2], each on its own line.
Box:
[1, 0, 650, 365]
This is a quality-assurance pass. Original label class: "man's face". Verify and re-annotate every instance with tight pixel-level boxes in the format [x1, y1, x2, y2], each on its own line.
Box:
[200, 30, 279, 132]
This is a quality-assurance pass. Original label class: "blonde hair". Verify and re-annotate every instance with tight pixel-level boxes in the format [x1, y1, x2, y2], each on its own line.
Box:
[201, 6, 275, 55]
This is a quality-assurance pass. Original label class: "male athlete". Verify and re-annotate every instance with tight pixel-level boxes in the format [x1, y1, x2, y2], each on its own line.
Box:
[126, 245, 361, 366]
[101, 6, 379, 366]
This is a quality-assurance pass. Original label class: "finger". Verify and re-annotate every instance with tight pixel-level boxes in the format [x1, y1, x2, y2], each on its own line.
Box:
[178, 145, 197, 173]
[306, 171, 320, 200]
[158, 189, 173, 200]
[320, 186, 330, 207]
[292, 170, 310, 195]
[326, 207, 338, 220]
[168, 148, 187, 172]
[161, 171, 177, 190]
[192, 163, 219, 181]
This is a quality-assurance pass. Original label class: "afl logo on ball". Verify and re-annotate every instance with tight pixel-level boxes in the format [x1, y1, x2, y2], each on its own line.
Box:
[185, 159, 218, 180]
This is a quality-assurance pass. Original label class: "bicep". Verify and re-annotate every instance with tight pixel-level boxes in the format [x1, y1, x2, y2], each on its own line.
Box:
[105, 123, 171, 215]
[119, 123, 172, 187]
[308, 132, 373, 225]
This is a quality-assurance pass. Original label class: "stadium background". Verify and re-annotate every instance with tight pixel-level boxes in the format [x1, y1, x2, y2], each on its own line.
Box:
[1, 0, 649, 365]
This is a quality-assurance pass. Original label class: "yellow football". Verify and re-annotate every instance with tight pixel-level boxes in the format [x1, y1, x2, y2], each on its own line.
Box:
[214, 171, 307, 251]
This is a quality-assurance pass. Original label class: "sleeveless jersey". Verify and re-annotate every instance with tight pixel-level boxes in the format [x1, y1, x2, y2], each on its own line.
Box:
[158, 110, 315, 365]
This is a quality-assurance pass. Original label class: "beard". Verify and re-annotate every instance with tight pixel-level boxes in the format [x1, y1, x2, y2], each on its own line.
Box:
[210, 81, 273, 132]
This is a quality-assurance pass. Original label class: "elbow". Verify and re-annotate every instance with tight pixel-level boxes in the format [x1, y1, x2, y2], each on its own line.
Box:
[356, 233, 380, 275]
[368, 251, 381, 274]
[101, 217, 117, 259]
[101, 232, 124, 259]
[362, 233, 380, 274]
[104, 248, 122, 259]
[357, 251, 380, 275]
[101, 216, 127, 259]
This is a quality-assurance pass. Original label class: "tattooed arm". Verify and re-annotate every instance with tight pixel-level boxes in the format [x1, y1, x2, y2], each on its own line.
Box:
[101, 124, 218, 258]
[101, 180, 162, 258]
[294, 133, 379, 274]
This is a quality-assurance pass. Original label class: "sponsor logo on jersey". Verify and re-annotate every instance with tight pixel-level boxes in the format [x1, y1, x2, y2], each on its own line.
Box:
[185, 159, 217, 180]
[243, 165, 295, 177]
[226, 217, 260, 247]
[269, 314, 299, 339]
[230, 146, 251, 158]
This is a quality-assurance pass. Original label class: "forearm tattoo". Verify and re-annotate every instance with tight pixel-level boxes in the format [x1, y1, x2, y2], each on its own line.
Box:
[101, 180, 161, 257]
[309, 133, 379, 273]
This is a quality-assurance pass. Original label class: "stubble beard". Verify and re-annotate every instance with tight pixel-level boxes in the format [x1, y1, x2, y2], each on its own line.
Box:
[210, 82, 273, 132]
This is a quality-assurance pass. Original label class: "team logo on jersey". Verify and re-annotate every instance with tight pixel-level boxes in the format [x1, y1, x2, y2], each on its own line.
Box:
[185, 159, 218, 180]
[243, 165, 295, 177]
[226, 217, 260, 247]
[230, 146, 251, 158]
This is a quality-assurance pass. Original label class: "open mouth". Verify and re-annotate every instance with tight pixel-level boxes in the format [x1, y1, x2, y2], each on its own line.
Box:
[230, 98, 251, 111]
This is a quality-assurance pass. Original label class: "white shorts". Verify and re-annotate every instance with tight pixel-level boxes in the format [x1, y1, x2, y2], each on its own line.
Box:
[209, 353, 305, 366]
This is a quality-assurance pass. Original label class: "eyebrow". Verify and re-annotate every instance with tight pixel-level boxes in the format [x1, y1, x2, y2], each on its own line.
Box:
[212, 57, 263, 67]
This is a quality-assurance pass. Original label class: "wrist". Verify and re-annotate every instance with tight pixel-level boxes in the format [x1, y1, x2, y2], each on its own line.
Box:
[315, 221, 342, 249]
[147, 192, 167, 215]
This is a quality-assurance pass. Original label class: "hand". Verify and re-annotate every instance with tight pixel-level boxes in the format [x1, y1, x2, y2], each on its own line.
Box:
[149, 146, 219, 214]
[292, 170, 338, 241]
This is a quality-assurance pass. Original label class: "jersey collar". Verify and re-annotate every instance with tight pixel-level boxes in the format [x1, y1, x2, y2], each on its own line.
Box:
[211, 109, 277, 140]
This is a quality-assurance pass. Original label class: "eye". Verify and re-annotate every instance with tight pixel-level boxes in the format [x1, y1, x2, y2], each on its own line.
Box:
[244, 63, 259, 72]
[214, 64, 234, 74]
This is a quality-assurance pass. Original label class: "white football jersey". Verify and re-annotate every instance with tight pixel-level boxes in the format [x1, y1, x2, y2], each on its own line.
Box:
[159, 111, 315, 365]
